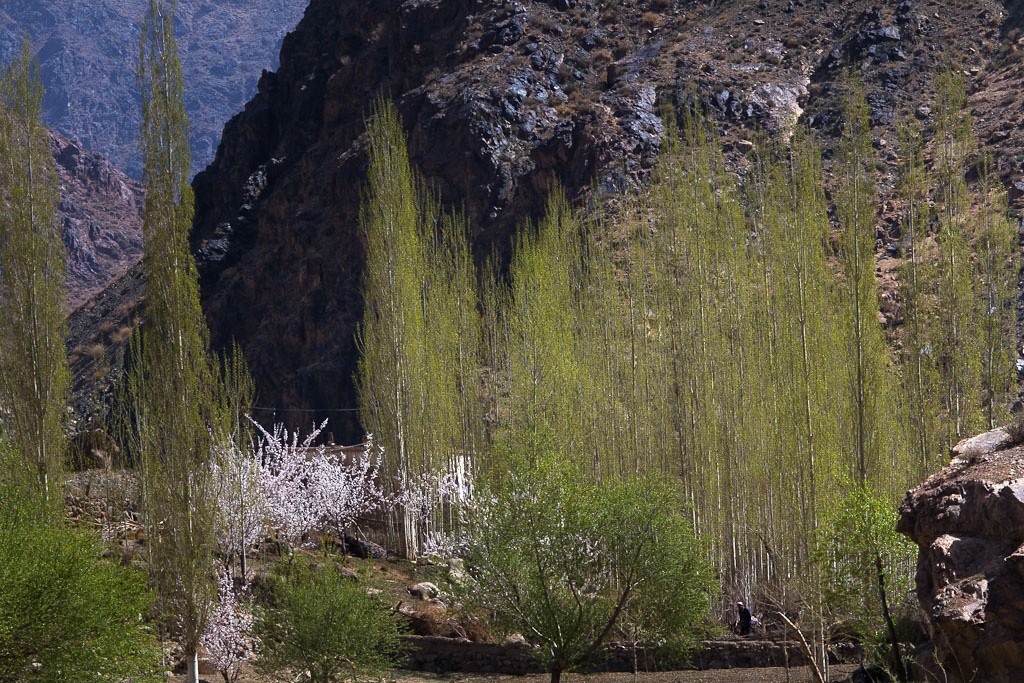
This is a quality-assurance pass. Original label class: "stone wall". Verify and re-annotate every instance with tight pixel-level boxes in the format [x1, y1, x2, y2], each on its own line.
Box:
[403, 636, 820, 674]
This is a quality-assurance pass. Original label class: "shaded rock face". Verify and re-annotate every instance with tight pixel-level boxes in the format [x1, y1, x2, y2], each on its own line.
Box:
[0, 0, 308, 177]
[50, 132, 143, 309]
[898, 430, 1024, 682]
[191, 0, 1013, 440]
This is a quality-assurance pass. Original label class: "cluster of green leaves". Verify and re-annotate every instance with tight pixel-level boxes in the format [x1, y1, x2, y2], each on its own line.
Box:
[0, 475, 161, 683]
[255, 560, 405, 683]
[464, 438, 715, 683]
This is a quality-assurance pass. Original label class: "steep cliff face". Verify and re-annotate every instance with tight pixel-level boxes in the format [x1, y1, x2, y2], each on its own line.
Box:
[51, 132, 143, 309]
[190, 0, 1012, 438]
[898, 429, 1024, 682]
[0, 0, 308, 177]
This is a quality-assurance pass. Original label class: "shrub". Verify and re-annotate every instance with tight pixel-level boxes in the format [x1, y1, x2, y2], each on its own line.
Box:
[462, 444, 716, 683]
[255, 561, 404, 683]
[0, 495, 161, 682]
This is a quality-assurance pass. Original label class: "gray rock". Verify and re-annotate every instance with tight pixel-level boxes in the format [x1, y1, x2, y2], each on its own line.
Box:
[410, 581, 440, 600]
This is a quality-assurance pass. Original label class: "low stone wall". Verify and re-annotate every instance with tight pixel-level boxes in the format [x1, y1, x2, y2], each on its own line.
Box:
[403, 636, 543, 674]
[403, 636, 826, 674]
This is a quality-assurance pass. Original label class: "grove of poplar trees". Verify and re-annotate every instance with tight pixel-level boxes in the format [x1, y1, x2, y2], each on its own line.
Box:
[358, 74, 1018, 601]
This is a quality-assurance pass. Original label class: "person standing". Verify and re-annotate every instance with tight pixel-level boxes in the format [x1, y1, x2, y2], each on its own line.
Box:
[736, 601, 752, 636]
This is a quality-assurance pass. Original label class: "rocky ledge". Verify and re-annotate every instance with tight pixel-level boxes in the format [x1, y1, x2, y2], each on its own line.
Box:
[897, 427, 1024, 682]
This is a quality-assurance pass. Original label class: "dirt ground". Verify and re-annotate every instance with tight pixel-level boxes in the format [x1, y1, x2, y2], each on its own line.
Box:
[180, 665, 861, 683]
[393, 668, 862, 683]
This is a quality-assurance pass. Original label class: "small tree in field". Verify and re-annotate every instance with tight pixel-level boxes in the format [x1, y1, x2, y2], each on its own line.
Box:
[814, 483, 915, 682]
[255, 561, 404, 683]
[464, 436, 716, 683]
[200, 569, 255, 683]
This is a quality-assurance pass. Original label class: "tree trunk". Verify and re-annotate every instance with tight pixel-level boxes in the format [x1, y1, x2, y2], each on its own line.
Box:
[875, 551, 908, 682]
[185, 650, 200, 683]
[550, 668, 562, 683]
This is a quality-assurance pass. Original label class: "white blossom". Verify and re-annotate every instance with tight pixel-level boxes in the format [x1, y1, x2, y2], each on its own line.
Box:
[200, 569, 255, 683]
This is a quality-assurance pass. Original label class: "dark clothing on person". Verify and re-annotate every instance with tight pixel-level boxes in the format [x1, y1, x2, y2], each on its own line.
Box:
[737, 605, 752, 635]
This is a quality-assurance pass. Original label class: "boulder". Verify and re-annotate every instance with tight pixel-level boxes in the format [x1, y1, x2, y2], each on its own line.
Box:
[343, 534, 387, 559]
[409, 581, 440, 600]
[898, 434, 1024, 681]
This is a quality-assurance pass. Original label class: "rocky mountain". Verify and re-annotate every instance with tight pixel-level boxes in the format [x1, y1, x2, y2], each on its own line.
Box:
[187, 0, 1024, 440]
[0, 0, 308, 178]
[51, 131, 143, 309]
[899, 427, 1024, 681]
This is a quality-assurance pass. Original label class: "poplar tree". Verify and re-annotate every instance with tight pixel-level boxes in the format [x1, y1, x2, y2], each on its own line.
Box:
[974, 154, 1017, 428]
[133, 3, 216, 680]
[357, 98, 483, 558]
[835, 82, 899, 487]
[932, 69, 983, 444]
[0, 40, 69, 515]
[896, 119, 943, 474]
[755, 133, 847, 565]
[499, 189, 588, 461]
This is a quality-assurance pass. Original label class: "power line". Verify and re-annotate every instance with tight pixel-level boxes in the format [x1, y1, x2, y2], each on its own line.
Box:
[246, 406, 361, 413]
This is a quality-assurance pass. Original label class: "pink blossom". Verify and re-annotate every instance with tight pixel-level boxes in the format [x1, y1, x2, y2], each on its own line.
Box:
[210, 440, 268, 564]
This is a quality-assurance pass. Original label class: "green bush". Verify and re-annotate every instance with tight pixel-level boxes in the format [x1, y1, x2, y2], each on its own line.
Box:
[0, 505, 160, 682]
[463, 442, 717, 683]
[255, 561, 405, 683]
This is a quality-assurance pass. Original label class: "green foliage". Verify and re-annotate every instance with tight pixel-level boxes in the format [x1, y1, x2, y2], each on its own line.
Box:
[495, 189, 588, 459]
[975, 154, 1017, 429]
[255, 561, 404, 683]
[352, 72, 1018, 612]
[835, 80, 902, 487]
[0, 499, 161, 683]
[131, 0, 223, 667]
[0, 38, 69, 515]
[814, 483, 915, 677]
[896, 118, 944, 476]
[357, 96, 483, 557]
[932, 68, 984, 444]
[464, 440, 715, 683]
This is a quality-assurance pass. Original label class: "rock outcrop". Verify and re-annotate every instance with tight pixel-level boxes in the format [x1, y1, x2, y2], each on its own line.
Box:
[190, 0, 1011, 439]
[51, 131, 143, 308]
[898, 428, 1024, 682]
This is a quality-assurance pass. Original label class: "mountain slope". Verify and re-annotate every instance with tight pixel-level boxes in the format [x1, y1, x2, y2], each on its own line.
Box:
[188, 0, 1020, 440]
[0, 0, 308, 178]
[52, 131, 143, 309]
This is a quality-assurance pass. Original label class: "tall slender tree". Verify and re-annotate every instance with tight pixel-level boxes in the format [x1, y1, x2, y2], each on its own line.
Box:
[932, 68, 983, 445]
[0, 39, 69, 516]
[974, 153, 1017, 428]
[133, 3, 216, 681]
[357, 97, 483, 558]
[896, 119, 943, 475]
[835, 81, 900, 487]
